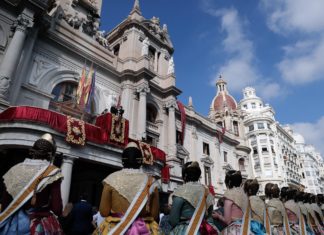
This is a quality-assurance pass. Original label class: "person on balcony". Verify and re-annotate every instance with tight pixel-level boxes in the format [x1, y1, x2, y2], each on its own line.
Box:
[0, 133, 64, 234]
[94, 142, 160, 235]
[168, 161, 217, 235]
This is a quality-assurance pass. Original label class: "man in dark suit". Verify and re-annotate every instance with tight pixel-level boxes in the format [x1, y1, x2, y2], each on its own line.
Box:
[69, 193, 95, 235]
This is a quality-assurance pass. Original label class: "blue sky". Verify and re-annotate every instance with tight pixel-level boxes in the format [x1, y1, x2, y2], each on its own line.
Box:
[100, 0, 324, 156]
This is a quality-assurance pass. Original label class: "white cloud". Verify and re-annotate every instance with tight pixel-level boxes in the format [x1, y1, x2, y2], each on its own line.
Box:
[261, 0, 324, 34]
[256, 82, 282, 100]
[290, 117, 324, 157]
[278, 37, 324, 84]
[261, 0, 324, 85]
[211, 8, 259, 92]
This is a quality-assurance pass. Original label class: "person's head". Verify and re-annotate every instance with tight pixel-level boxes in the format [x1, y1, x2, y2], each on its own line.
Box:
[280, 187, 289, 202]
[265, 183, 280, 199]
[122, 142, 143, 169]
[29, 133, 56, 161]
[225, 170, 242, 189]
[161, 203, 170, 215]
[310, 194, 316, 204]
[182, 161, 201, 182]
[295, 191, 305, 202]
[286, 188, 297, 201]
[244, 179, 259, 196]
[317, 194, 324, 205]
[303, 193, 311, 203]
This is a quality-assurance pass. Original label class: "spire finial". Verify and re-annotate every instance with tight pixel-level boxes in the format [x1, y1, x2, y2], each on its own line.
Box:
[130, 0, 142, 15]
[129, 0, 144, 21]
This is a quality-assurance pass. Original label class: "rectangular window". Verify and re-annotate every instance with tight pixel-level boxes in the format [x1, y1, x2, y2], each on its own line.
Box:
[262, 147, 268, 153]
[249, 125, 254, 131]
[252, 103, 256, 109]
[203, 142, 210, 156]
[253, 148, 258, 154]
[204, 166, 212, 185]
[258, 123, 265, 129]
[223, 151, 228, 163]
[233, 121, 239, 136]
[306, 171, 310, 176]
[176, 130, 182, 144]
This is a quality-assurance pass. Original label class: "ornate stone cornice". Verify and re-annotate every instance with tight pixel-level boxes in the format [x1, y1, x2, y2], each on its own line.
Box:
[164, 99, 177, 109]
[136, 82, 150, 93]
[12, 13, 34, 33]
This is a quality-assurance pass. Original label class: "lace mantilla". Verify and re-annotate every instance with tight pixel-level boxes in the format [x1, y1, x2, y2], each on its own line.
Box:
[103, 169, 152, 203]
[2, 159, 63, 198]
[298, 202, 308, 216]
[250, 196, 265, 222]
[172, 182, 214, 209]
[267, 198, 285, 224]
[224, 187, 248, 213]
[285, 200, 300, 218]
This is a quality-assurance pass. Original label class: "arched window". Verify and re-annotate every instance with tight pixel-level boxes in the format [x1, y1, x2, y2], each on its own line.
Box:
[51, 82, 77, 102]
[146, 104, 158, 123]
[238, 158, 245, 171]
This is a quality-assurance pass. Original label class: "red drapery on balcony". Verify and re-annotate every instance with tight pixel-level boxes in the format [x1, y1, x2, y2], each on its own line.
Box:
[0, 106, 166, 166]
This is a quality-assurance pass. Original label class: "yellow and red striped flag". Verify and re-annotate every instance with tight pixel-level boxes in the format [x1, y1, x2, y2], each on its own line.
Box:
[76, 65, 87, 105]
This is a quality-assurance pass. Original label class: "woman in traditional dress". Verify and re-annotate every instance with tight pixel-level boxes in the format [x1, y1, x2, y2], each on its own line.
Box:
[212, 170, 253, 235]
[243, 179, 265, 235]
[317, 194, 324, 217]
[94, 142, 159, 235]
[296, 191, 315, 235]
[168, 161, 217, 235]
[0, 133, 64, 234]
[284, 188, 306, 235]
[304, 193, 322, 235]
[265, 183, 286, 235]
[311, 195, 324, 234]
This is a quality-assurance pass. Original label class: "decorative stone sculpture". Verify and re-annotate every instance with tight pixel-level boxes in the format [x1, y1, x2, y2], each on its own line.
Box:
[141, 37, 149, 56]
[96, 30, 108, 48]
[167, 56, 175, 75]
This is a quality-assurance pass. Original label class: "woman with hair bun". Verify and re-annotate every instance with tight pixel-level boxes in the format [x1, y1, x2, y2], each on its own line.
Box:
[265, 183, 287, 235]
[168, 161, 217, 235]
[311, 194, 324, 234]
[284, 188, 306, 234]
[304, 193, 322, 235]
[212, 170, 255, 234]
[243, 179, 265, 235]
[94, 142, 160, 235]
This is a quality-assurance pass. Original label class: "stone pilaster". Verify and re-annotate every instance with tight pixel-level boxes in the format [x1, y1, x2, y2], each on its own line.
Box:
[136, 83, 150, 140]
[165, 99, 177, 159]
[60, 156, 74, 207]
[0, 9, 34, 100]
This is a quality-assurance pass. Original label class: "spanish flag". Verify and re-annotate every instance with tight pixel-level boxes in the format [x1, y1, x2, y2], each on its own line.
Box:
[76, 65, 87, 105]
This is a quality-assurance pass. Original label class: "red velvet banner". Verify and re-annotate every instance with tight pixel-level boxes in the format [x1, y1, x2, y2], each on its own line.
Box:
[161, 165, 170, 183]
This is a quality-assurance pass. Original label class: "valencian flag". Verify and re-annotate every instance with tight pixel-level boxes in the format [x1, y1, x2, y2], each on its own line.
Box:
[86, 69, 96, 112]
[81, 63, 94, 108]
[76, 65, 87, 105]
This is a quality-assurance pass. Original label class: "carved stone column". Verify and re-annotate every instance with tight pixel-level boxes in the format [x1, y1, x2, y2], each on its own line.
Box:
[136, 83, 150, 140]
[165, 99, 177, 158]
[60, 156, 74, 207]
[0, 9, 34, 100]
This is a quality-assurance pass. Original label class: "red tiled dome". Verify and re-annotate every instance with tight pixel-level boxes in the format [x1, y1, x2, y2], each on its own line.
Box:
[213, 94, 237, 111]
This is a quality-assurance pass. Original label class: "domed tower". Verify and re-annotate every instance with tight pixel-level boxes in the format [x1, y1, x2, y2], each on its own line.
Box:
[209, 76, 243, 138]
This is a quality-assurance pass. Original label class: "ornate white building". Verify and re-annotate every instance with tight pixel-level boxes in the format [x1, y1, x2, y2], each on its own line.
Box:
[294, 133, 324, 194]
[238, 87, 305, 193]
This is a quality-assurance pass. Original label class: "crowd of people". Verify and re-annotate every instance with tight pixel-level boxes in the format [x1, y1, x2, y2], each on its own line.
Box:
[0, 133, 324, 234]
